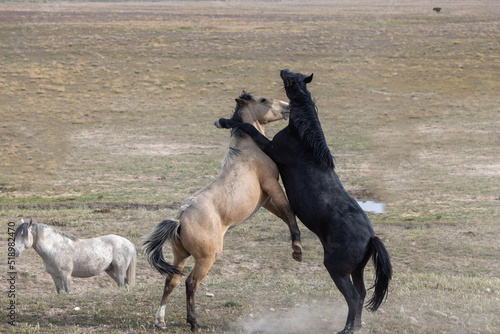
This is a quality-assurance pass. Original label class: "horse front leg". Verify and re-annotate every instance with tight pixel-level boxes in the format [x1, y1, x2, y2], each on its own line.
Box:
[60, 271, 73, 293]
[261, 182, 302, 262]
[49, 274, 64, 294]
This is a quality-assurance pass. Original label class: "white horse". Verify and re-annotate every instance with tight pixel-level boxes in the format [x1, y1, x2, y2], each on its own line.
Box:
[14, 219, 136, 293]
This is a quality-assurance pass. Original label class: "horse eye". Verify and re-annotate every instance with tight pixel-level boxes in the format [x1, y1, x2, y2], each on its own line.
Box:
[260, 98, 267, 103]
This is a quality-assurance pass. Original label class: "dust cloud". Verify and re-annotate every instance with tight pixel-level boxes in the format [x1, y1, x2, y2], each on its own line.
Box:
[234, 301, 347, 334]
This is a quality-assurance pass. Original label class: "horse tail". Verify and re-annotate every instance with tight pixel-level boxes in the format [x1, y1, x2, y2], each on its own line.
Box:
[141, 219, 183, 277]
[365, 236, 392, 312]
[126, 249, 136, 288]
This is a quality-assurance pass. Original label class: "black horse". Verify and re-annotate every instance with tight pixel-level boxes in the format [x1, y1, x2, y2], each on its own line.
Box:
[215, 69, 392, 333]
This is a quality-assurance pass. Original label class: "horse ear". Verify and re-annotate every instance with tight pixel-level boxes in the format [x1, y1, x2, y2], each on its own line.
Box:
[21, 218, 24, 224]
[28, 219, 32, 226]
[304, 73, 313, 84]
[235, 98, 247, 106]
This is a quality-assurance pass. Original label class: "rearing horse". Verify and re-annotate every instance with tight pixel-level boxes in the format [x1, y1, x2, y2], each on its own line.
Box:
[216, 70, 392, 334]
[142, 92, 302, 331]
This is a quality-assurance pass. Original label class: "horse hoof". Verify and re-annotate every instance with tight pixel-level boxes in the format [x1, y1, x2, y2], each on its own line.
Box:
[292, 240, 302, 252]
[292, 251, 302, 262]
[154, 323, 167, 331]
[190, 323, 201, 332]
[214, 120, 222, 128]
[292, 241, 303, 262]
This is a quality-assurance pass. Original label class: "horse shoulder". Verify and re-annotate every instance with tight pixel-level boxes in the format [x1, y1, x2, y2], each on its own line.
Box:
[232, 142, 279, 175]
[42, 244, 74, 275]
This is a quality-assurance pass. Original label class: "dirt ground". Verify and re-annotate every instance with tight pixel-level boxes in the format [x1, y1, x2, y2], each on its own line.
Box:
[1, 1, 499, 333]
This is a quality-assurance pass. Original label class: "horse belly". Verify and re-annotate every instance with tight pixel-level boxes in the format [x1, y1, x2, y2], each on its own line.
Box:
[71, 241, 113, 277]
[203, 168, 264, 224]
[283, 168, 373, 233]
[228, 181, 265, 223]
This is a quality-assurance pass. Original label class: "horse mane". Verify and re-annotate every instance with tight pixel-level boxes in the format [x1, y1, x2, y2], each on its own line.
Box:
[222, 91, 251, 164]
[36, 223, 79, 241]
[290, 94, 334, 169]
[230, 91, 254, 139]
[222, 146, 242, 166]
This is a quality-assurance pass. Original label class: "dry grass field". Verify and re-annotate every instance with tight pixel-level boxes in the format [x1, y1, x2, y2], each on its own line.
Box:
[1, 1, 499, 333]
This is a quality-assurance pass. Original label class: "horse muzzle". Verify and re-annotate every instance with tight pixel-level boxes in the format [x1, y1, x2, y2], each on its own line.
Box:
[281, 107, 290, 120]
[14, 247, 22, 257]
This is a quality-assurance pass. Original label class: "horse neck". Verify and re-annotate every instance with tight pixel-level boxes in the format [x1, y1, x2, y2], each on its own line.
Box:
[31, 225, 70, 256]
[289, 93, 319, 132]
[289, 90, 314, 115]
[289, 91, 334, 169]
[241, 107, 266, 135]
[230, 115, 265, 149]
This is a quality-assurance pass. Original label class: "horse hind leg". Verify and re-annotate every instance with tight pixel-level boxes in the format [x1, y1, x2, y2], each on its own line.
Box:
[185, 256, 217, 332]
[324, 262, 360, 334]
[333, 275, 360, 334]
[125, 252, 136, 288]
[351, 267, 367, 330]
[155, 246, 190, 329]
[105, 264, 126, 288]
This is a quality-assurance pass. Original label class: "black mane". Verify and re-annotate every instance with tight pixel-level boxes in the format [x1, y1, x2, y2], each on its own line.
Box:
[290, 92, 334, 169]
[230, 91, 254, 138]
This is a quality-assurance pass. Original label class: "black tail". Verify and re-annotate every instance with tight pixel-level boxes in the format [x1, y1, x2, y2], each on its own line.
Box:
[365, 236, 392, 312]
[141, 219, 183, 277]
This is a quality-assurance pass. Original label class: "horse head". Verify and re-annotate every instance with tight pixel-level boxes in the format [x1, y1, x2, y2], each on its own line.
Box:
[215, 91, 289, 134]
[280, 69, 313, 100]
[14, 219, 34, 257]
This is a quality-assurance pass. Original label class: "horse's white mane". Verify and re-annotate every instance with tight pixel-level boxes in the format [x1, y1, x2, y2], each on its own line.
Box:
[34, 222, 79, 241]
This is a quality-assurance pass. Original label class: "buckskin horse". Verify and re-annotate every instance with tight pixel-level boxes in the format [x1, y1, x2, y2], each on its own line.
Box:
[216, 70, 392, 333]
[142, 92, 302, 331]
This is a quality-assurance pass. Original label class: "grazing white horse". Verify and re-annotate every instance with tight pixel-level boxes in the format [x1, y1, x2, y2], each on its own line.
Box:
[14, 219, 136, 293]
